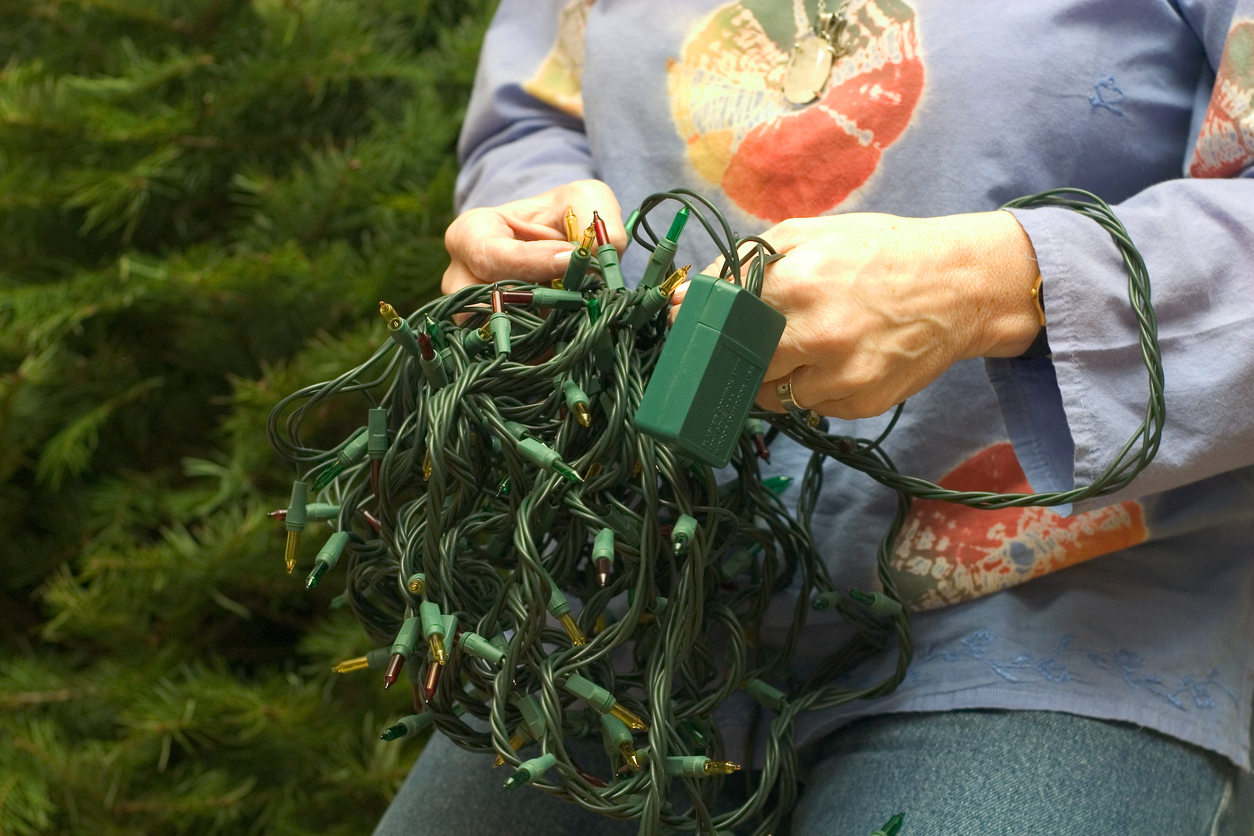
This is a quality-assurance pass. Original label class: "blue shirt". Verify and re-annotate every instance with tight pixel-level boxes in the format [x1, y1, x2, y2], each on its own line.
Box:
[457, 0, 1254, 767]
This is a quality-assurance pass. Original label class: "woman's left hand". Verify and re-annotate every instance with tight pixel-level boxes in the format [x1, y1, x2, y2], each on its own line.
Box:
[673, 210, 1043, 420]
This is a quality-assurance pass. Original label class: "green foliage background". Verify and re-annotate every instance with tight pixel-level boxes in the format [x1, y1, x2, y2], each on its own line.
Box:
[0, 1, 495, 832]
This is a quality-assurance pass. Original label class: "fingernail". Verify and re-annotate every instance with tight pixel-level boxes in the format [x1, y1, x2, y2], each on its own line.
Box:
[670, 281, 690, 301]
[552, 249, 573, 264]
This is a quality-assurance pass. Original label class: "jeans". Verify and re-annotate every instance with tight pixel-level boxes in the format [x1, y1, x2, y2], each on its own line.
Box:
[373, 710, 1254, 836]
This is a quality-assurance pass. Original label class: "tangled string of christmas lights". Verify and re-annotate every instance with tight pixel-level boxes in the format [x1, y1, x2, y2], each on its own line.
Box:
[268, 188, 1162, 836]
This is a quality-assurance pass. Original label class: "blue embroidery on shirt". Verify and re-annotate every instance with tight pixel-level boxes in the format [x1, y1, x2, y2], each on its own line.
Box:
[912, 629, 1236, 711]
[1090, 75, 1125, 114]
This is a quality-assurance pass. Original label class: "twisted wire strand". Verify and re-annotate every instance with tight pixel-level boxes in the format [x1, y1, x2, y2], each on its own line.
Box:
[268, 190, 1162, 835]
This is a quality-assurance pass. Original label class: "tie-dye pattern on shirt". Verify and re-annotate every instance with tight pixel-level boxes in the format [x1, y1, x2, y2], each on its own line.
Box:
[1189, 17, 1253, 177]
[667, 0, 924, 221]
[889, 442, 1147, 611]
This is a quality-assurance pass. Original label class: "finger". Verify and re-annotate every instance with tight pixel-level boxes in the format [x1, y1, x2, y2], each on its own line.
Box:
[442, 259, 483, 296]
[755, 364, 824, 414]
[670, 280, 691, 305]
[756, 378, 787, 413]
[755, 217, 829, 255]
[461, 236, 576, 285]
[698, 255, 725, 280]
[563, 181, 626, 251]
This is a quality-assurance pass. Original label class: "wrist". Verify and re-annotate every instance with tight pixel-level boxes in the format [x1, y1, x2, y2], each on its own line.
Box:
[957, 210, 1043, 359]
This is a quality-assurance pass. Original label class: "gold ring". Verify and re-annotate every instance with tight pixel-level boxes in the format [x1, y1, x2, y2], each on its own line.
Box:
[776, 373, 808, 417]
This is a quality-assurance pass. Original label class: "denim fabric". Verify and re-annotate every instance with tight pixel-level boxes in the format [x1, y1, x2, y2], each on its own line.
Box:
[790, 710, 1254, 836]
[373, 733, 639, 836]
[373, 710, 1254, 836]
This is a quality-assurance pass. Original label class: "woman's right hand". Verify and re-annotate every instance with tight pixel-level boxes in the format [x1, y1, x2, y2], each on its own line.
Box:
[442, 179, 625, 295]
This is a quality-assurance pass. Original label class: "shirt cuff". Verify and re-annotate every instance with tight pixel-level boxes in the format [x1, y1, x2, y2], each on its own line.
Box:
[985, 353, 1075, 515]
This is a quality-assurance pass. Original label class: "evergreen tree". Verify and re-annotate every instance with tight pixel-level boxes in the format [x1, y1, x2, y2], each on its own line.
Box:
[0, 1, 494, 832]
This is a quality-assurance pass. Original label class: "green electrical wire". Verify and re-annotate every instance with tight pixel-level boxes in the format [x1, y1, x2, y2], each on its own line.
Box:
[268, 189, 1162, 836]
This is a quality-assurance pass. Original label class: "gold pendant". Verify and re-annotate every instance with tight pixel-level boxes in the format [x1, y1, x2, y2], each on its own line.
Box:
[783, 34, 835, 105]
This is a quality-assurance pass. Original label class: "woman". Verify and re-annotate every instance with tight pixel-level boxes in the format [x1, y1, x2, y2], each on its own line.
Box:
[378, 2, 1254, 833]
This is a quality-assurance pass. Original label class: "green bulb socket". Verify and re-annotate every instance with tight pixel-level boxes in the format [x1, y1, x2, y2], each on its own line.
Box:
[439, 613, 458, 657]
[365, 646, 392, 669]
[502, 421, 530, 441]
[504, 753, 556, 789]
[720, 548, 753, 581]
[744, 678, 787, 711]
[419, 350, 449, 390]
[592, 326, 616, 373]
[368, 409, 389, 459]
[600, 713, 632, 748]
[811, 590, 843, 612]
[390, 615, 421, 658]
[624, 208, 640, 238]
[744, 417, 765, 436]
[458, 631, 505, 666]
[562, 246, 593, 292]
[482, 530, 512, 560]
[562, 379, 590, 412]
[285, 481, 308, 532]
[306, 531, 349, 589]
[639, 236, 679, 291]
[848, 589, 904, 617]
[515, 694, 547, 740]
[626, 284, 671, 330]
[562, 673, 616, 714]
[596, 243, 625, 290]
[536, 563, 570, 618]
[664, 755, 711, 778]
[531, 288, 586, 309]
[671, 514, 697, 555]
[534, 499, 561, 532]
[305, 503, 340, 521]
[336, 426, 370, 469]
[387, 316, 422, 358]
[626, 588, 668, 613]
[405, 572, 426, 596]
[517, 438, 581, 483]
[404, 652, 422, 682]
[380, 711, 436, 741]
[316, 531, 349, 565]
[419, 601, 445, 640]
[592, 528, 614, 562]
[584, 374, 607, 406]
[604, 507, 640, 546]
[490, 311, 511, 356]
[461, 326, 490, 355]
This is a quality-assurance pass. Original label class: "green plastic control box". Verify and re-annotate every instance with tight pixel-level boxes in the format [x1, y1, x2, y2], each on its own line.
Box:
[633, 273, 785, 467]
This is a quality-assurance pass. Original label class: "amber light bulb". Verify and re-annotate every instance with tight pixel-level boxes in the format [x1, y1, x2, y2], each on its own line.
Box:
[578, 223, 595, 254]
